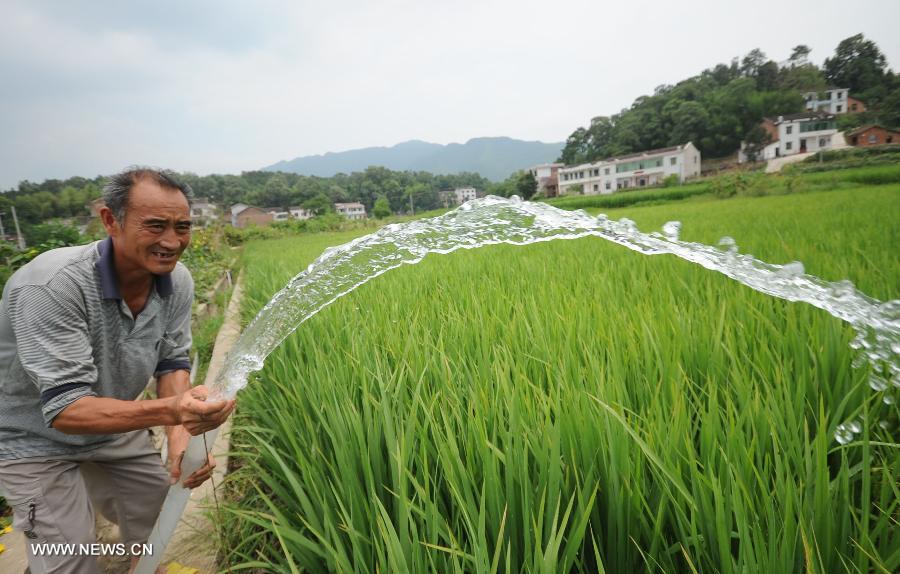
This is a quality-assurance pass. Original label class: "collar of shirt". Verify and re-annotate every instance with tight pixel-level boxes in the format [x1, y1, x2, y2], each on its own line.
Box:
[94, 237, 174, 300]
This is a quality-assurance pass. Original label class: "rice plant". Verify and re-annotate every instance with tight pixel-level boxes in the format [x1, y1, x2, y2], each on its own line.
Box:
[219, 184, 899, 573]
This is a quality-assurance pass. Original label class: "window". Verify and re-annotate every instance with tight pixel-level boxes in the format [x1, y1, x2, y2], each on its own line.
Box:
[604, 167, 610, 175]
[786, 125, 792, 135]
[639, 178, 646, 187]
[868, 134, 877, 144]
[837, 105, 842, 112]
[786, 142, 792, 150]
[819, 137, 828, 147]
[593, 184, 598, 192]
[593, 169, 599, 176]
[851, 103, 858, 112]
[670, 157, 676, 165]
[605, 182, 611, 190]
[580, 171, 585, 178]
[888, 136, 894, 144]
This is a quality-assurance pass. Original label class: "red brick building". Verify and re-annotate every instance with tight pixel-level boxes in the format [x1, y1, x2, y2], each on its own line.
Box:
[845, 125, 899, 147]
[231, 204, 274, 228]
[847, 97, 867, 114]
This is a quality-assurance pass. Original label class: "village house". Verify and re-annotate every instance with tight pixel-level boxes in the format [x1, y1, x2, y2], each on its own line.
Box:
[845, 124, 899, 147]
[738, 112, 839, 162]
[803, 88, 850, 114]
[190, 197, 219, 227]
[335, 202, 367, 220]
[529, 163, 564, 197]
[557, 142, 701, 196]
[88, 197, 106, 218]
[265, 208, 290, 222]
[289, 206, 314, 220]
[231, 203, 274, 228]
[439, 187, 479, 207]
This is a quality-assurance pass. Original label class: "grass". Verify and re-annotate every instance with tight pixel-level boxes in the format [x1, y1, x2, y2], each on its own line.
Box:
[218, 178, 899, 572]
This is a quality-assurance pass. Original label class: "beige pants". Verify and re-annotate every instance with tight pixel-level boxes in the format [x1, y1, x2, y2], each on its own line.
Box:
[0, 430, 169, 574]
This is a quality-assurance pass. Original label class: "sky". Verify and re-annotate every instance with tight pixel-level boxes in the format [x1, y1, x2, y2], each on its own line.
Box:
[0, 0, 897, 189]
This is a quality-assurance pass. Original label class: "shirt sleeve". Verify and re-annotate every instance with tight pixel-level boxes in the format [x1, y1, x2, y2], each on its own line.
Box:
[8, 283, 98, 426]
[155, 267, 194, 376]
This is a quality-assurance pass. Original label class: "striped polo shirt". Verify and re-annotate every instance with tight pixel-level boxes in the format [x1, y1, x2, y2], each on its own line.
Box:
[0, 237, 193, 460]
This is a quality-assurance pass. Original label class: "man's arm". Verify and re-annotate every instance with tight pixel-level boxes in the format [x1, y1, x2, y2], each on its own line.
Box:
[51, 382, 233, 435]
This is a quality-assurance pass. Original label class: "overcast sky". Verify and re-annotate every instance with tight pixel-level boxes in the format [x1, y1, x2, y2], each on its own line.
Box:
[0, 0, 897, 189]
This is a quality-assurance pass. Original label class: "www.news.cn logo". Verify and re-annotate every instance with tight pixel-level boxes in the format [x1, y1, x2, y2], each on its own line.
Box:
[30, 542, 153, 557]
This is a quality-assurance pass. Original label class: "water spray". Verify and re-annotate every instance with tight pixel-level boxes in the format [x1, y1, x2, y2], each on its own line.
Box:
[136, 195, 898, 573]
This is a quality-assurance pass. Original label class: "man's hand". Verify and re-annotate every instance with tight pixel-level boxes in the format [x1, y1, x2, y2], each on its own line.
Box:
[173, 385, 235, 435]
[166, 424, 219, 488]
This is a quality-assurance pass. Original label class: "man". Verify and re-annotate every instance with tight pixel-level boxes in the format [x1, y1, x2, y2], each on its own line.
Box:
[0, 167, 235, 574]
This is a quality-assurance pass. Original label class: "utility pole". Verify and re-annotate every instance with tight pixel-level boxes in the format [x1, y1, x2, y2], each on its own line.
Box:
[409, 191, 414, 216]
[0, 211, 5, 241]
[11, 205, 25, 250]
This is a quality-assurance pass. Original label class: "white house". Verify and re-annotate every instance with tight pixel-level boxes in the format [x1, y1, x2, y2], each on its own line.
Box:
[803, 88, 849, 114]
[557, 142, 701, 196]
[289, 206, 314, 220]
[528, 163, 564, 197]
[266, 208, 290, 222]
[335, 202, 367, 220]
[190, 198, 219, 227]
[454, 188, 477, 203]
[738, 112, 838, 162]
[438, 187, 479, 207]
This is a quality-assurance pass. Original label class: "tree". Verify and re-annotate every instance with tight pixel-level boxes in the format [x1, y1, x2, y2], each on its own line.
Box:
[824, 34, 888, 95]
[788, 45, 811, 67]
[372, 196, 391, 219]
[515, 171, 538, 201]
[301, 193, 332, 216]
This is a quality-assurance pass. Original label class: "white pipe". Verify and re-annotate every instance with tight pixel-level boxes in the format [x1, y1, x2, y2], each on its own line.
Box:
[134, 430, 217, 574]
[136, 275, 242, 573]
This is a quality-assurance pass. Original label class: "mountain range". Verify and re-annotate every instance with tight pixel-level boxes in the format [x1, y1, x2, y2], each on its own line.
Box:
[262, 137, 564, 181]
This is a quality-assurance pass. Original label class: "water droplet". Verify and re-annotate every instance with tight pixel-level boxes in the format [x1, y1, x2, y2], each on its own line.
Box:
[717, 236, 738, 253]
[596, 213, 608, 223]
[878, 420, 891, 430]
[849, 420, 862, 433]
[883, 394, 896, 405]
[891, 342, 900, 355]
[661, 221, 681, 241]
[868, 375, 888, 391]
[778, 261, 804, 278]
[834, 424, 854, 445]
[509, 195, 522, 204]
[618, 218, 637, 232]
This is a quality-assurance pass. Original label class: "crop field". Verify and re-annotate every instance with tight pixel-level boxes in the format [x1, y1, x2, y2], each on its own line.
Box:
[220, 183, 899, 573]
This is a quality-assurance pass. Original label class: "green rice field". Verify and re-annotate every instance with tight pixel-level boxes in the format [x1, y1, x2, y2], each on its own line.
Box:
[220, 182, 899, 573]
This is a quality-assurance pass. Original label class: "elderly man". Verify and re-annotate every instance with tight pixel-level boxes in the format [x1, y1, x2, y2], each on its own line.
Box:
[0, 167, 234, 574]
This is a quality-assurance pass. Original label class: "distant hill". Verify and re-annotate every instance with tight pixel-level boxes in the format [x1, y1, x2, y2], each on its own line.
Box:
[263, 137, 564, 181]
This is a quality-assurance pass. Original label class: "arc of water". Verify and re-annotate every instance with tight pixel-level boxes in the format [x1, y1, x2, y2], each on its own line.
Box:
[136, 195, 898, 573]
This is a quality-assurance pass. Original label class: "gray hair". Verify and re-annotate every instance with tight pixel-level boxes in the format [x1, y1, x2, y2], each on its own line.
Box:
[102, 167, 193, 223]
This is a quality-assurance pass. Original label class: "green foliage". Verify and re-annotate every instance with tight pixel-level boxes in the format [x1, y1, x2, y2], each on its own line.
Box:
[373, 196, 392, 219]
[788, 147, 900, 173]
[558, 35, 896, 165]
[179, 226, 235, 302]
[824, 33, 889, 97]
[221, 185, 898, 572]
[516, 171, 538, 200]
[662, 174, 680, 188]
[24, 221, 82, 246]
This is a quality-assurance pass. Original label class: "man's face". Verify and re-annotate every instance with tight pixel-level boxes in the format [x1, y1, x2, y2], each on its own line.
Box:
[102, 179, 192, 277]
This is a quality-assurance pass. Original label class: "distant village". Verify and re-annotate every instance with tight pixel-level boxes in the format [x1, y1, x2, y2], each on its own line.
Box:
[530, 88, 897, 200]
[5, 87, 887, 241]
